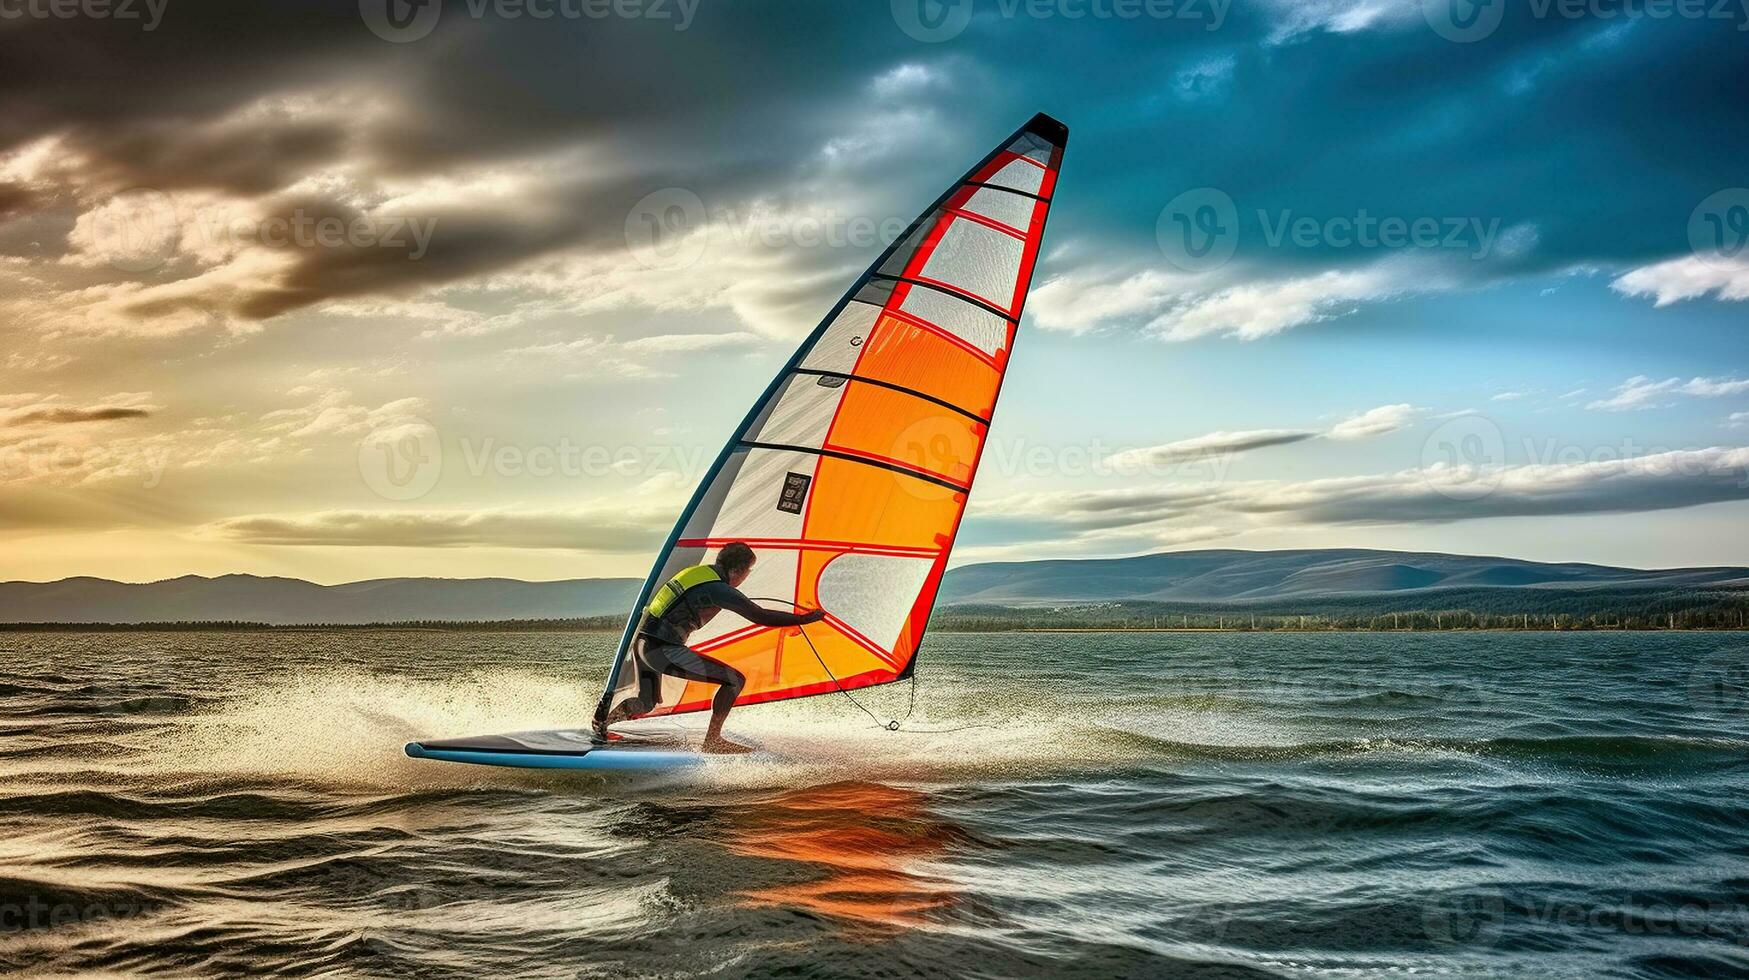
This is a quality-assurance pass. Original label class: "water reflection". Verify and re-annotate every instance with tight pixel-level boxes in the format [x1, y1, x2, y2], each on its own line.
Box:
[723, 782, 965, 934]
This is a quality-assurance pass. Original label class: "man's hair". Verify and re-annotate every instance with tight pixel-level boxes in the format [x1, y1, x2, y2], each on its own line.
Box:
[716, 541, 756, 576]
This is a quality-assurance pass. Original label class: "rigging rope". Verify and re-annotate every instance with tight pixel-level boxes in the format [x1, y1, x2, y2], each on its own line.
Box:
[749, 597, 992, 735]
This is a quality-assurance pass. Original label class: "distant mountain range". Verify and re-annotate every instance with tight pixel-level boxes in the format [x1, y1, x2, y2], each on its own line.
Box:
[0, 575, 640, 625]
[934, 549, 1749, 607]
[2, 549, 1745, 624]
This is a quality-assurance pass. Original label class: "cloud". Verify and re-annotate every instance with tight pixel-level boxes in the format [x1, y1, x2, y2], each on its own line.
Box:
[1107, 429, 1317, 468]
[1258, 0, 1420, 42]
[258, 389, 426, 441]
[1155, 264, 1435, 341]
[1612, 254, 1749, 306]
[499, 333, 762, 379]
[1174, 55, 1236, 101]
[0, 15, 981, 344]
[1031, 258, 1449, 342]
[1028, 267, 1198, 336]
[1103, 405, 1421, 473]
[1230, 447, 1749, 524]
[969, 486, 1235, 535]
[0, 388, 421, 491]
[2, 405, 151, 426]
[206, 505, 671, 552]
[1587, 375, 1749, 411]
[969, 447, 1749, 552]
[870, 63, 947, 99]
[1327, 403, 1420, 440]
[621, 331, 763, 354]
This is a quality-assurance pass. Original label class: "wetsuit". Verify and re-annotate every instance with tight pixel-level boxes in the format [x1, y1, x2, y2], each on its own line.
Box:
[603, 570, 814, 725]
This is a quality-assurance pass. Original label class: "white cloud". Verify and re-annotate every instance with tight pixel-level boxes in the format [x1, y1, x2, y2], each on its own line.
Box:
[1032, 257, 1445, 342]
[1587, 375, 1749, 411]
[258, 389, 428, 441]
[1260, 0, 1419, 42]
[870, 63, 945, 99]
[499, 333, 762, 379]
[1106, 429, 1317, 468]
[621, 331, 762, 354]
[1028, 267, 1199, 335]
[1156, 263, 1427, 341]
[1611, 254, 1749, 306]
[1327, 403, 1420, 440]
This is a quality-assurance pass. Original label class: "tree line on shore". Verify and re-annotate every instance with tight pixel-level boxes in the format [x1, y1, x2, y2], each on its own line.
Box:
[4, 595, 1746, 632]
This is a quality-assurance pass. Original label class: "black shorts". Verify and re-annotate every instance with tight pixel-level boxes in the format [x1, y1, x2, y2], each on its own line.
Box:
[634, 635, 744, 705]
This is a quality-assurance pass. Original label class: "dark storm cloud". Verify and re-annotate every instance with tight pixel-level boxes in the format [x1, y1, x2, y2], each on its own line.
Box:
[0, 182, 31, 219]
[3, 2, 1010, 322]
[977, 448, 1749, 548]
[6, 2, 1747, 328]
[3, 406, 151, 425]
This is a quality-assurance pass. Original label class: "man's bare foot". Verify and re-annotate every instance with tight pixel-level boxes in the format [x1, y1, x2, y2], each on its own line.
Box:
[702, 735, 755, 755]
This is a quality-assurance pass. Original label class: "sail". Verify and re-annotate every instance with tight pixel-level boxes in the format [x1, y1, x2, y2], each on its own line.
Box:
[599, 113, 1068, 722]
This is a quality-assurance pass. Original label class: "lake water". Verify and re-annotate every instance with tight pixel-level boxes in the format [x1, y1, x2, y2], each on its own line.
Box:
[3, 630, 1747, 978]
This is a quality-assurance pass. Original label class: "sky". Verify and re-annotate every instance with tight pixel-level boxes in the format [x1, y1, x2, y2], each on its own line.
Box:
[2, 0, 1747, 584]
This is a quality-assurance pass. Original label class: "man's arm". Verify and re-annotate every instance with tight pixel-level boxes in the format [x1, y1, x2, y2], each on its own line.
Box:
[702, 582, 824, 627]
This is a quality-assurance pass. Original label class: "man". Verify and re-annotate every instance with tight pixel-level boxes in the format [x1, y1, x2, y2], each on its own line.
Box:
[595, 541, 825, 753]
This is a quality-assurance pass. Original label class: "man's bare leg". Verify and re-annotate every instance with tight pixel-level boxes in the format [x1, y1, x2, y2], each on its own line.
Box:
[701, 677, 752, 754]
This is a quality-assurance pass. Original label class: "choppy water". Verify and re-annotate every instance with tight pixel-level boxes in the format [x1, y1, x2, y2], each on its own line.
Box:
[3, 630, 1749, 978]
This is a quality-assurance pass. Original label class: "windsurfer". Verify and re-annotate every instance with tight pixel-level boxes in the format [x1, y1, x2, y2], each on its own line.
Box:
[595, 542, 825, 753]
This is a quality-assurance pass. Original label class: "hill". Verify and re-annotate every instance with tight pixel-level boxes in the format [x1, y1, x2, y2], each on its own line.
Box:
[0, 574, 639, 625]
[2, 549, 1745, 626]
[935, 549, 1749, 606]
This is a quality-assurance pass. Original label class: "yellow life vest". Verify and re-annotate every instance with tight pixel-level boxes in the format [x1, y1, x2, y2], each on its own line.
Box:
[645, 564, 722, 620]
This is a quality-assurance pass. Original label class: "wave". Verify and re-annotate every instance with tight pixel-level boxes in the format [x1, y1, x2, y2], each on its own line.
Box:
[1094, 729, 1749, 768]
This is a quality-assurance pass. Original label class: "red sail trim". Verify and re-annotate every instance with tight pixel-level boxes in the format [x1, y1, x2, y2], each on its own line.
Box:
[816, 439, 972, 489]
[942, 205, 1029, 240]
[662, 665, 901, 717]
[675, 536, 939, 558]
[909, 138, 1064, 668]
[820, 611, 905, 670]
[880, 304, 1004, 369]
[693, 621, 769, 653]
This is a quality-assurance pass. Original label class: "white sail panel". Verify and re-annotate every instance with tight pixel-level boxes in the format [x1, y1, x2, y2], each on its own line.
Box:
[916, 219, 1025, 311]
[895, 284, 1012, 357]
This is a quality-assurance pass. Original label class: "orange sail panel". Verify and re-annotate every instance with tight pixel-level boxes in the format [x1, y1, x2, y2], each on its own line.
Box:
[598, 114, 1068, 721]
